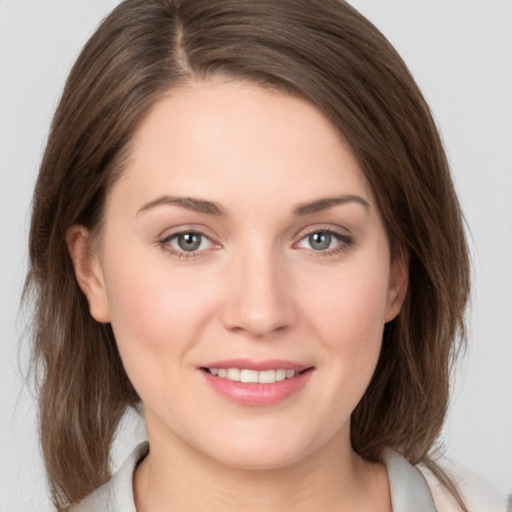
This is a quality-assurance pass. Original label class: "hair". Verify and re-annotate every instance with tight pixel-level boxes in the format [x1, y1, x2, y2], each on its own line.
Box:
[25, 0, 470, 509]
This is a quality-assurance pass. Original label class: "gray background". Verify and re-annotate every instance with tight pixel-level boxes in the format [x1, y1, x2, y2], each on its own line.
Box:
[1, 1, 511, 510]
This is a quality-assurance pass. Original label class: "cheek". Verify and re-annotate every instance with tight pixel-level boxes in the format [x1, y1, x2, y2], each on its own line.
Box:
[298, 257, 390, 396]
[302, 261, 390, 345]
[101, 247, 218, 366]
[101, 252, 224, 417]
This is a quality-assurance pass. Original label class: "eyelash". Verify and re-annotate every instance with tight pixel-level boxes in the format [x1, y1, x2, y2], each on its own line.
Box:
[158, 230, 215, 260]
[293, 228, 354, 257]
[158, 228, 354, 260]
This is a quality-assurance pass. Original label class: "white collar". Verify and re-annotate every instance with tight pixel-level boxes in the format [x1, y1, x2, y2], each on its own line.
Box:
[75, 441, 437, 511]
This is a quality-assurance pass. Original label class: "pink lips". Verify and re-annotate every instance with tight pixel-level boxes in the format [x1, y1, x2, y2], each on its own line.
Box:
[199, 359, 314, 406]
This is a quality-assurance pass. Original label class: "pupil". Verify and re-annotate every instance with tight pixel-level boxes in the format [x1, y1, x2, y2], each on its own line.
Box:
[309, 232, 331, 250]
[178, 233, 201, 251]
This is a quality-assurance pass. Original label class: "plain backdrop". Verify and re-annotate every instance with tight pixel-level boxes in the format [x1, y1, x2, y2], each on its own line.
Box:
[1, 1, 511, 510]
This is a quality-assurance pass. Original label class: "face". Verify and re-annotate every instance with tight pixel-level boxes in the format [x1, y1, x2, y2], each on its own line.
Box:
[69, 80, 406, 470]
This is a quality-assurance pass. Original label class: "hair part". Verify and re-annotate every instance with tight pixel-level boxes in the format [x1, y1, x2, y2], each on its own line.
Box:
[25, 0, 470, 508]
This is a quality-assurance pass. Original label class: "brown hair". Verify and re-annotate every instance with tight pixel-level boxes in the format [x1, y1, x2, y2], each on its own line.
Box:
[25, 0, 470, 509]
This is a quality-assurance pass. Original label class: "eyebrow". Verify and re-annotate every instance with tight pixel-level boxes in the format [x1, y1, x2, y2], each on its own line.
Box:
[137, 193, 369, 217]
[293, 195, 370, 216]
[137, 195, 225, 216]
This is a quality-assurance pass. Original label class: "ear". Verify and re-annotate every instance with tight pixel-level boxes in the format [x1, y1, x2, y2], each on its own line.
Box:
[66, 225, 111, 323]
[384, 249, 409, 323]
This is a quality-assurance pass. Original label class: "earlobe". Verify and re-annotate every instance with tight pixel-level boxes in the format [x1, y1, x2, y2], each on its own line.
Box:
[66, 225, 111, 323]
[385, 250, 409, 323]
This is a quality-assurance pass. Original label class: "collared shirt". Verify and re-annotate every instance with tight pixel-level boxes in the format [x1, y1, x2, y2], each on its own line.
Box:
[73, 441, 503, 512]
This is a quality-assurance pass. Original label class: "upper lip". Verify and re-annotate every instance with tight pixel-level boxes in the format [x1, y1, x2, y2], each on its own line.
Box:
[200, 358, 312, 372]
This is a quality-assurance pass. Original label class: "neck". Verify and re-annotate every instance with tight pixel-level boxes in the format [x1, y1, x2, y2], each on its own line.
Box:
[134, 425, 390, 512]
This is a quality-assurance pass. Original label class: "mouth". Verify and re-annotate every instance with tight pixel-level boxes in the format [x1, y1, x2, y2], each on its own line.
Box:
[199, 360, 314, 405]
[201, 367, 309, 384]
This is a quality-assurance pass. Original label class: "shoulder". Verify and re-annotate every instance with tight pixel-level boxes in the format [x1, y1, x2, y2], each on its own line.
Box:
[383, 449, 506, 512]
[417, 459, 506, 512]
[72, 441, 149, 512]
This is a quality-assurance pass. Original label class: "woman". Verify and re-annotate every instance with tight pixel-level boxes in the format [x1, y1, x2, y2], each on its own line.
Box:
[25, 0, 476, 510]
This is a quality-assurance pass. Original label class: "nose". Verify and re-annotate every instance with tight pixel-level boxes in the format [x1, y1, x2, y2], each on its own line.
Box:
[220, 246, 296, 339]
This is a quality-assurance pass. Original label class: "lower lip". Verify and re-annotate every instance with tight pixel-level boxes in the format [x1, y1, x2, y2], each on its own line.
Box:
[201, 369, 313, 406]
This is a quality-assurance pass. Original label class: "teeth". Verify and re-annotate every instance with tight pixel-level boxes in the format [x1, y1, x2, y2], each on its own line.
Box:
[275, 369, 287, 381]
[208, 368, 300, 383]
[258, 370, 275, 384]
[226, 368, 241, 382]
[240, 369, 259, 383]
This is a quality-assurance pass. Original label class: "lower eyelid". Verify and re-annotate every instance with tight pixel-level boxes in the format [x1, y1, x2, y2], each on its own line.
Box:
[158, 230, 225, 260]
[294, 230, 355, 253]
[158, 229, 352, 256]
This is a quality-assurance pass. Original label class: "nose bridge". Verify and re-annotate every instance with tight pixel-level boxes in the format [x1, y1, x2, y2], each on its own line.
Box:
[220, 239, 295, 337]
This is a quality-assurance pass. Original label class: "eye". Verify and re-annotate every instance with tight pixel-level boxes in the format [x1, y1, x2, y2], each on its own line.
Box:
[160, 231, 214, 255]
[296, 229, 352, 253]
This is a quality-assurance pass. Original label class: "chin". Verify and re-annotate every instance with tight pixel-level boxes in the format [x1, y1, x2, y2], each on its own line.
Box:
[210, 443, 311, 472]
[192, 424, 334, 472]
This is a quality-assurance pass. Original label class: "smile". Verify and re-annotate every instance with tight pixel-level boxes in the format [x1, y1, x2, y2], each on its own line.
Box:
[200, 362, 314, 406]
[204, 368, 301, 383]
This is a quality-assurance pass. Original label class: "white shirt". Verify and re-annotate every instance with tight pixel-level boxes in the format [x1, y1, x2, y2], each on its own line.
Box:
[73, 441, 505, 511]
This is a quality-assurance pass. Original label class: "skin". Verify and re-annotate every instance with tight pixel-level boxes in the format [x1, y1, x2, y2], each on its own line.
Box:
[68, 80, 407, 511]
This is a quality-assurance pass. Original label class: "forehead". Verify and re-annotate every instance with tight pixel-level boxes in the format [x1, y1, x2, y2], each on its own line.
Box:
[112, 80, 371, 213]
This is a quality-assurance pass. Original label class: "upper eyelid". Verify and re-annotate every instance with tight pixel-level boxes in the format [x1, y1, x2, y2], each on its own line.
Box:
[294, 224, 352, 240]
[156, 225, 352, 247]
[158, 231, 217, 259]
[160, 231, 217, 250]
[293, 229, 355, 258]
[161, 230, 209, 242]
[295, 229, 352, 246]
[158, 225, 219, 242]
